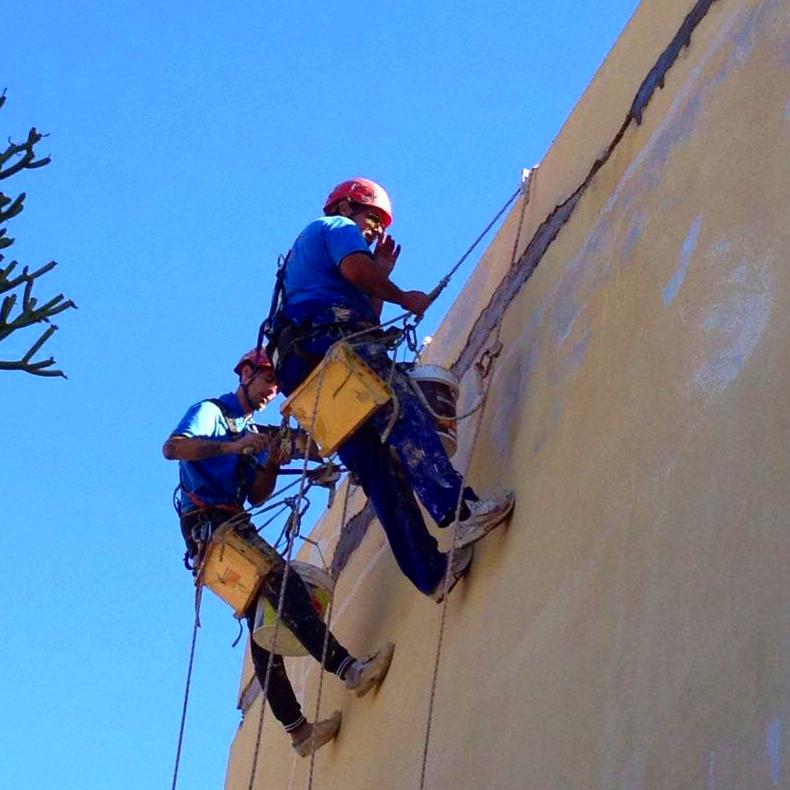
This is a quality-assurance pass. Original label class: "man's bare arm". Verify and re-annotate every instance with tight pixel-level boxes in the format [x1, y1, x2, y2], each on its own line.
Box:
[339, 253, 431, 316]
[162, 433, 272, 461]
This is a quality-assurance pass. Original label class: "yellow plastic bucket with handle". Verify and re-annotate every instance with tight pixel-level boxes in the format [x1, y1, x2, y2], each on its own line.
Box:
[280, 341, 392, 456]
[199, 523, 280, 618]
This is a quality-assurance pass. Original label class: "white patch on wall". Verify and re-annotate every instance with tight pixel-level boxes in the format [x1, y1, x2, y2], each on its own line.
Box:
[664, 215, 703, 305]
[693, 262, 773, 395]
[767, 717, 783, 786]
[710, 237, 733, 257]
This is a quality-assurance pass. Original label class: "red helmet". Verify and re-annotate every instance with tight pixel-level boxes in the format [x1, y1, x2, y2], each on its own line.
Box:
[323, 178, 393, 228]
[234, 348, 273, 376]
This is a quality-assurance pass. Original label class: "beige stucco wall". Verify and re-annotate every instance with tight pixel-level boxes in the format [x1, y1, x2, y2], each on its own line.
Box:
[226, 0, 790, 787]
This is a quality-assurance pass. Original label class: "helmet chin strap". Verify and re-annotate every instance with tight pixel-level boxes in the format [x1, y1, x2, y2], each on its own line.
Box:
[239, 369, 259, 415]
[240, 382, 253, 415]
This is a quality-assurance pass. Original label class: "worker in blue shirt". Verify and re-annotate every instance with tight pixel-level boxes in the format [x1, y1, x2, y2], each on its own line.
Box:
[269, 178, 514, 602]
[163, 349, 394, 757]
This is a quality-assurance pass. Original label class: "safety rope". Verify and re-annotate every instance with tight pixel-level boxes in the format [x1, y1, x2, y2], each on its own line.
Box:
[170, 583, 204, 790]
[247, 346, 334, 790]
[246, 507, 300, 789]
[417, 176, 532, 789]
[305, 479, 355, 790]
[421, 185, 521, 309]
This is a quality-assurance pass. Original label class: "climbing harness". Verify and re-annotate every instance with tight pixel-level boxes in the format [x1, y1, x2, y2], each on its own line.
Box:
[257, 251, 291, 357]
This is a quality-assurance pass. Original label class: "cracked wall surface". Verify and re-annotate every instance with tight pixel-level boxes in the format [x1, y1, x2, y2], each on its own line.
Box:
[225, 0, 790, 787]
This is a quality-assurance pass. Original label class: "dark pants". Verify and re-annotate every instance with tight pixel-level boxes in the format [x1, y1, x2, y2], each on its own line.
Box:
[182, 510, 353, 732]
[276, 313, 468, 594]
[245, 561, 353, 731]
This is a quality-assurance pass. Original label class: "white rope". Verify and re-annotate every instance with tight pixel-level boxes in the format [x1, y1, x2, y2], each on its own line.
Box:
[417, 182, 531, 789]
[247, 347, 333, 789]
[170, 584, 204, 790]
[305, 480, 355, 790]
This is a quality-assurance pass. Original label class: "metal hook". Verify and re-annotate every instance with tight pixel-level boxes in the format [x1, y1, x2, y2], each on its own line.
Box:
[476, 340, 504, 379]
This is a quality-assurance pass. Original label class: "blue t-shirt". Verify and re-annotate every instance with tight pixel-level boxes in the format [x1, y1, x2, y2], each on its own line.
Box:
[171, 392, 271, 513]
[282, 215, 377, 323]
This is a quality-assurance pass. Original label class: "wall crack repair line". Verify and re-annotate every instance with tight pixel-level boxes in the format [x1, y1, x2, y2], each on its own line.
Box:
[451, 0, 722, 379]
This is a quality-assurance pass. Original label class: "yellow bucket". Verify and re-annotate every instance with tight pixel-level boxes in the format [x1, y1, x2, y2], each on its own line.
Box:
[252, 562, 335, 656]
[199, 524, 280, 618]
[280, 341, 392, 456]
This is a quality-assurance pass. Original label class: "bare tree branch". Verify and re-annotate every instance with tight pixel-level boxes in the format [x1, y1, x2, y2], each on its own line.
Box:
[0, 323, 66, 377]
[0, 92, 73, 378]
[0, 128, 51, 179]
[0, 258, 58, 292]
[0, 262, 76, 340]
[0, 191, 25, 223]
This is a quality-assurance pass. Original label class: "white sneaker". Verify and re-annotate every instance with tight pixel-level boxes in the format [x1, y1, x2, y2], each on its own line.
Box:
[292, 711, 342, 757]
[453, 491, 515, 549]
[429, 544, 474, 603]
[344, 642, 395, 697]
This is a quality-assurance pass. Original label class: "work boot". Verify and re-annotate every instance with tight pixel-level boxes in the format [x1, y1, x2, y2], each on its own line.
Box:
[292, 711, 342, 758]
[453, 491, 515, 549]
[429, 544, 474, 603]
[344, 642, 395, 697]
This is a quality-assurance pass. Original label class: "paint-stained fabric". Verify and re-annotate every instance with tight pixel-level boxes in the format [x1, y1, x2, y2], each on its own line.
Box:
[276, 306, 466, 594]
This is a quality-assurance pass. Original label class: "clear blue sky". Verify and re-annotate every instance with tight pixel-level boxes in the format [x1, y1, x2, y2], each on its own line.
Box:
[1, 2, 639, 787]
